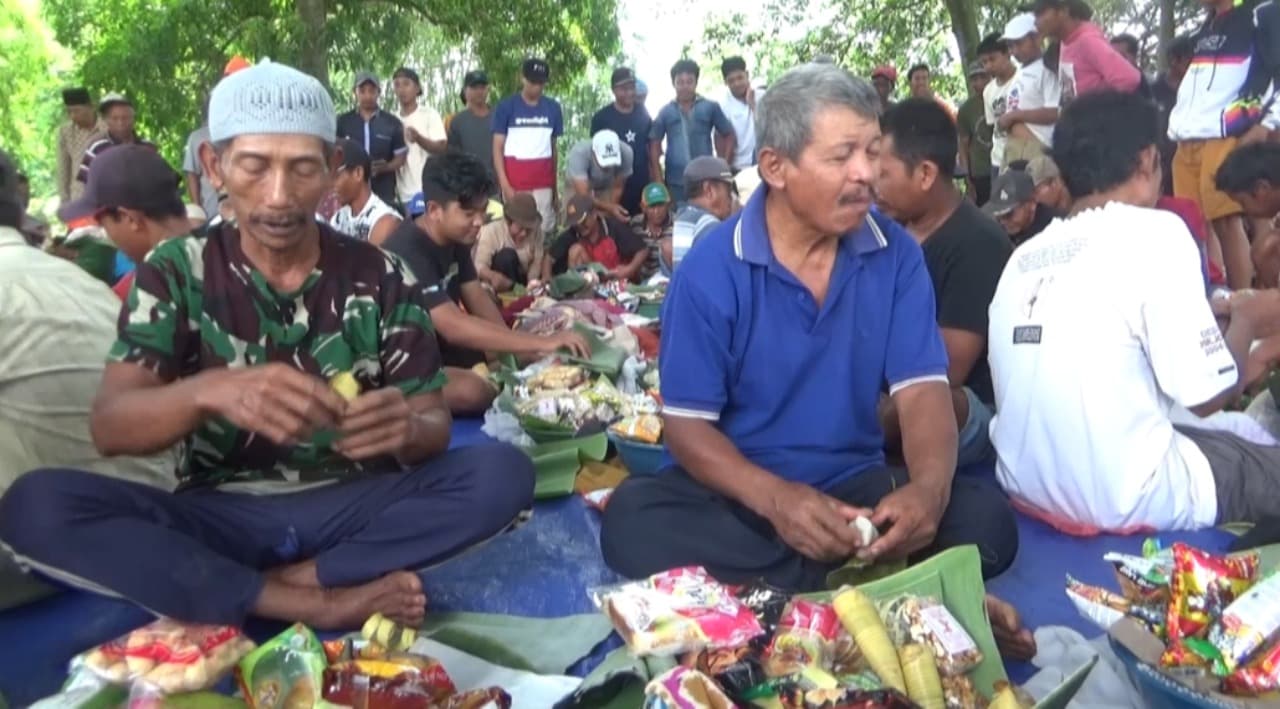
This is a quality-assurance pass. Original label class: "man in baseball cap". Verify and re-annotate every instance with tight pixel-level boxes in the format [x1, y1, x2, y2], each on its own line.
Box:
[566, 129, 634, 221]
[957, 61, 994, 205]
[57, 144, 189, 297]
[631, 182, 675, 278]
[998, 13, 1058, 166]
[494, 58, 564, 232]
[870, 65, 898, 112]
[522, 58, 550, 85]
[450, 70, 497, 193]
[0, 60, 536, 634]
[549, 192, 648, 280]
[336, 70, 408, 206]
[592, 66, 653, 216]
[983, 169, 1056, 245]
[671, 156, 736, 269]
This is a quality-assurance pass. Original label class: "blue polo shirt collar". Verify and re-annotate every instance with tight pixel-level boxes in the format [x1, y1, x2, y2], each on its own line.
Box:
[732, 187, 889, 266]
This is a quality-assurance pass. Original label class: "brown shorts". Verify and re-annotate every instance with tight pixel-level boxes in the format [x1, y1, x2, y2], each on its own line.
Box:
[1173, 138, 1243, 221]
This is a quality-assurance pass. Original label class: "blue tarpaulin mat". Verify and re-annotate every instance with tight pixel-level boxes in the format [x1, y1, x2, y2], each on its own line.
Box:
[0, 419, 1237, 703]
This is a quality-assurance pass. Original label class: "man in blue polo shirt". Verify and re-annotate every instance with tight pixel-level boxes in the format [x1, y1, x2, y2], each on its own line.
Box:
[601, 62, 1031, 657]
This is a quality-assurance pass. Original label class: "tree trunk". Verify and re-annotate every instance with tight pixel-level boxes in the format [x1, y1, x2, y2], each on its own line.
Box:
[296, 0, 329, 89]
[942, 0, 982, 67]
[1157, 0, 1177, 69]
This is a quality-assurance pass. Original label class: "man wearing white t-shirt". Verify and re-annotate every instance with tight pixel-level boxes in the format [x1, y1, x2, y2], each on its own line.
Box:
[998, 14, 1059, 164]
[978, 34, 1019, 175]
[393, 67, 447, 211]
[719, 56, 759, 171]
[988, 91, 1280, 535]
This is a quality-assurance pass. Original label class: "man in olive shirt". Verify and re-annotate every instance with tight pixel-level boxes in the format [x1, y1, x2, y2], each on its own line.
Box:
[957, 63, 994, 206]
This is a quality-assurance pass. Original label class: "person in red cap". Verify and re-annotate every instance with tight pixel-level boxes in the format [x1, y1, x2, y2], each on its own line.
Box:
[870, 65, 897, 112]
[223, 56, 251, 76]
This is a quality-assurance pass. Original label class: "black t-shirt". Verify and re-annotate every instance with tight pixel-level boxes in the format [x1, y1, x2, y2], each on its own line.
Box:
[548, 215, 647, 275]
[591, 104, 654, 215]
[1152, 75, 1179, 195]
[1011, 203, 1061, 246]
[920, 200, 1013, 405]
[380, 219, 477, 310]
[336, 110, 408, 206]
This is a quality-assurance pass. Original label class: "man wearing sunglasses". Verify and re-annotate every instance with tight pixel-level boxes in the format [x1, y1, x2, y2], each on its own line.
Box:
[671, 156, 737, 271]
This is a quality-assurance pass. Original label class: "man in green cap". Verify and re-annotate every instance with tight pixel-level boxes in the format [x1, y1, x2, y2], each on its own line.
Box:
[631, 182, 674, 278]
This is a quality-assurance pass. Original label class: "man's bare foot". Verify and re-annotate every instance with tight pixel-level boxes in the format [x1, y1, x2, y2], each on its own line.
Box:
[311, 571, 427, 630]
[987, 594, 1036, 661]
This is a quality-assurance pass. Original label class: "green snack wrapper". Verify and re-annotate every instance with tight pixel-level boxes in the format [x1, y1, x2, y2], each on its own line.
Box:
[235, 624, 326, 708]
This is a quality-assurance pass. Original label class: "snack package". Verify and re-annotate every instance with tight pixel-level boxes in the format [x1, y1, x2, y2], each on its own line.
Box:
[1162, 544, 1259, 667]
[1104, 552, 1170, 604]
[776, 684, 916, 709]
[444, 687, 513, 709]
[591, 566, 766, 656]
[764, 600, 842, 677]
[525, 364, 586, 391]
[881, 595, 983, 677]
[236, 623, 327, 709]
[77, 619, 255, 696]
[941, 674, 983, 709]
[1206, 572, 1280, 675]
[1223, 637, 1280, 696]
[321, 654, 457, 708]
[683, 582, 789, 699]
[610, 414, 663, 444]
[643, 666, 736, 709]
[832, 588, 905, 694]
[827, 629, 867, 677]
[1065, 576, 1129, 630]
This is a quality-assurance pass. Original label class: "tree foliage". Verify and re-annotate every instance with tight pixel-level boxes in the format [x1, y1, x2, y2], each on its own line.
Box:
[0, 0, 70, 215]
[33, 0, 620, 166]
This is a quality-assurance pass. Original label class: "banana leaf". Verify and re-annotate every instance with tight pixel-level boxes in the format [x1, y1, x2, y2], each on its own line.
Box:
[561, 323, 628, 379]
[528, 432, 609, 498]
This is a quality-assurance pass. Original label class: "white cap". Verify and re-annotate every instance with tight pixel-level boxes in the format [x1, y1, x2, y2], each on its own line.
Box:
[592, 130, 623, 168]
[1002, 13, 1037, 41]
[185, 204, 208, 222]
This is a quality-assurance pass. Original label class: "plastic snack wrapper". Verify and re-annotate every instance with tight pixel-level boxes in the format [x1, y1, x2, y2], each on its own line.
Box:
[76, 618, 256, 697]
[321, 654, 458, 708]
[1161, 544, 1259, 668]
[1205, 572, 1280, 675]
[764, 600, 842, 677]
[591, 566, 766, 656]
[1104, 552, 1170, 604]
[941, 674, 984, 709]
[236, 623, 327, 709]
[610, 414, 663, 444]
[881, 595, 983, 677]
[1223, 636, 1280, 696]
[1065, 575, 1129, 630]
[643, 666, 736, 709]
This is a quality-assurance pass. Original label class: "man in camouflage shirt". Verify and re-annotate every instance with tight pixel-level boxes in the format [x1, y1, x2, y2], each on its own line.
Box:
[0, 61, 534, 630]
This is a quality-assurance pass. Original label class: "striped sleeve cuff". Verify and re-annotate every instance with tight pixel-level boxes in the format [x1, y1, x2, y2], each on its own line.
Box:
[888, 373, 951, 396]
[662, 404, 720, 422]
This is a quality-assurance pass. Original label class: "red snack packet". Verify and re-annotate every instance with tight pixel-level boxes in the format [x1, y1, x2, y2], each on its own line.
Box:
[1223, 638, 1280, 696]
[764, 600, 842, 677]
[321, 656, 457, 708]
[1161, 544, 1258, 668]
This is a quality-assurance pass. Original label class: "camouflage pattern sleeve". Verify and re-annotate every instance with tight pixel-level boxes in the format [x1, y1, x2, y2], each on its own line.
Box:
[107, 237, 200, 382]
[378, 251, 447, 396]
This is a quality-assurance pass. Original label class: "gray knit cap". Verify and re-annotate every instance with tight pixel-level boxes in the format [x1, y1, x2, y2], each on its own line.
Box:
[208, 60, 336, 143]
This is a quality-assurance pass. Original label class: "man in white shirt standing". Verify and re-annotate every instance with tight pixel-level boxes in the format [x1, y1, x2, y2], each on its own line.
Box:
[330, 139, 402, 244]
[978, 34, 1020, 176]
[998, 13, 1060, 164]
[393, 67, 447, 213]
[719, 56, 758, 172]
[988, 90, 1280, 536]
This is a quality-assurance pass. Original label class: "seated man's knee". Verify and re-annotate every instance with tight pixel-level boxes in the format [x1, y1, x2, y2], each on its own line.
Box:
[0, 469, 85, 550]
[599, 479, 658, 576]
[443, 368, 497, 416]
[947, 479, 1019, 578]
[459, 443, 534, 525]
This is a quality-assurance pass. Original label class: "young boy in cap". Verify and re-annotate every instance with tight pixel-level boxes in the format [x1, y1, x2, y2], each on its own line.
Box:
[337, 72, 408, 206]
[448, 70, 496, 191]
[592, 67, 653, 215]
[0, 61, 536, 631]
[493, 58, 564, 233]
[631, 182, 675, 278]
[56, 87, 105, 205]
[393, 67, 447, 212]
[671, 155, 737, 269]
[997, 13, 1060, 164]
[57, 144, 191, 300]
[473, 192, 550, 291]
[566, 129, 634, 220]
[550, 193, 648, 280]
[330, 139, 402, 244]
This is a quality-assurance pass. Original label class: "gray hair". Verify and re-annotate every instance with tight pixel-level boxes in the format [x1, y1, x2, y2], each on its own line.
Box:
[756, 63, 881, 162]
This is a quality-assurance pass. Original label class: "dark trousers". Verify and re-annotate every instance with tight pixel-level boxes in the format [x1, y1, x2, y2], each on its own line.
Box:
[490, 247, 528, 287]
[972, 175, 992, 207]
[600, 466, 1018, 592]
[0, 443, 534, 625]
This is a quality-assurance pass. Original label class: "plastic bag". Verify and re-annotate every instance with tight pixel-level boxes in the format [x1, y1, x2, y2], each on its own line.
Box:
[881, 595, 983, 677]
[236, 623, 326, 708]
[1206, 572, 1280, 675]
[764, 600, 842, 677]
[322, 654, 457, 707]
[481, 408, 534, 448]
[1161, 544, 1258, 668]
[1223, 636, 1280, 696]
[590, 566, 765, 656]
[77, 618, 256, 697]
